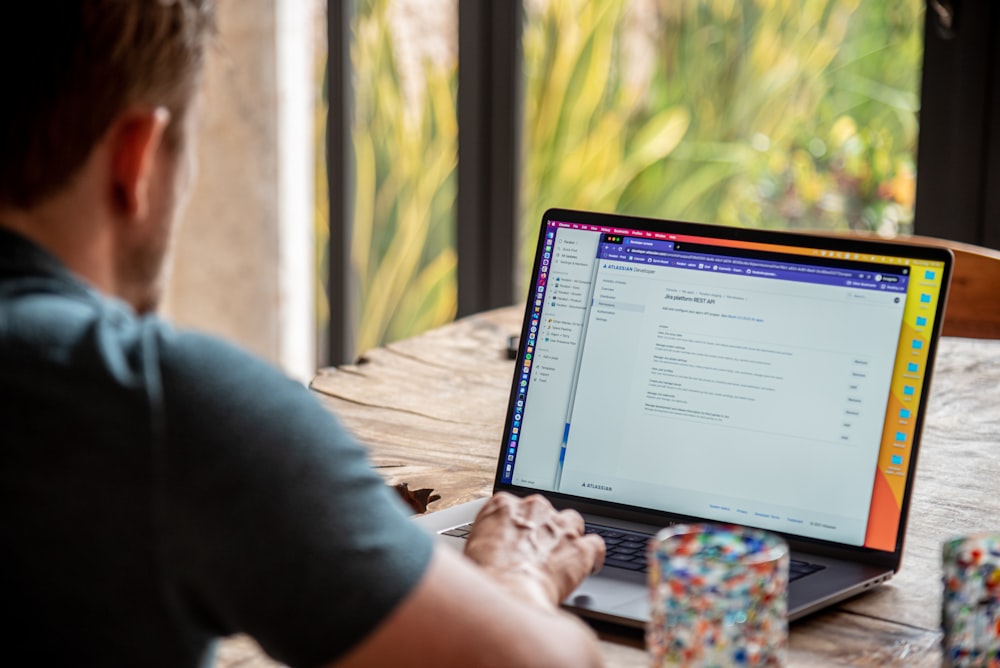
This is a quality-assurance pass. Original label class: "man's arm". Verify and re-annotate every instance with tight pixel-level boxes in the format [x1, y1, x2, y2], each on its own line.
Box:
[157, 332, 605, 665]
[334, 494, 607, 668]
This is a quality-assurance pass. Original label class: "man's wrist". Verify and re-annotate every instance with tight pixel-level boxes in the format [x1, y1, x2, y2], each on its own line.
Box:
[477, 562, 561, 612]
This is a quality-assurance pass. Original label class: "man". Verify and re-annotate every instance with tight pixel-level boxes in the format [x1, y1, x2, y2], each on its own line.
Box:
[0, 2, 605, 666]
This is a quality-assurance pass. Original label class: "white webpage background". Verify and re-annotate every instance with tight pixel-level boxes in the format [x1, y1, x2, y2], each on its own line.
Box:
[557, 260, 904, 545]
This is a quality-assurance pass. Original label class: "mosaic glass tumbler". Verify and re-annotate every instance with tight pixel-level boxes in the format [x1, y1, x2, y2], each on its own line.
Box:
[943, 533, 1000, 667]
[647, 523, 789, 667]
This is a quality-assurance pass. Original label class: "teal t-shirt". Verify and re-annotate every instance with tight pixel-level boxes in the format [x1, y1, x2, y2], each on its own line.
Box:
[0, 228, 433, 667]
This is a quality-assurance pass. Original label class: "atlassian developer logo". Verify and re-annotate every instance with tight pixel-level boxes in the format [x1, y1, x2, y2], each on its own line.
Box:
[603, 263, 634, 271]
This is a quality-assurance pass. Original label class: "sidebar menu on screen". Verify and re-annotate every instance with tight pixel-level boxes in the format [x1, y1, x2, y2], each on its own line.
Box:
[507, 224, 600, 489]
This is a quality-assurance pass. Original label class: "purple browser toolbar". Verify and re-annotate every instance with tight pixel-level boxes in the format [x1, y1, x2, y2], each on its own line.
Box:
[597, 243, 909, 293]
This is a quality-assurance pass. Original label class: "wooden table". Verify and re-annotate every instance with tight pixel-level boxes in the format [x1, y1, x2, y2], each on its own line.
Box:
[224, 305, 1000, 667]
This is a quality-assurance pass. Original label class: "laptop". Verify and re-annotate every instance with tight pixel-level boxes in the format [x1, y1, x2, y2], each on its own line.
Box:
[415, 207, 953, 626]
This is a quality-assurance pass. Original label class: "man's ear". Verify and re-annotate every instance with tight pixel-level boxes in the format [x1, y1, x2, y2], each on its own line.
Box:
[109, 107, 172, 220]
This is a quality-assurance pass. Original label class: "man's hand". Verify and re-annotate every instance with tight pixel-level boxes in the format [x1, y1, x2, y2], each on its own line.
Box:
[336, 494, 606, 667]
[462, 493, 606, 610]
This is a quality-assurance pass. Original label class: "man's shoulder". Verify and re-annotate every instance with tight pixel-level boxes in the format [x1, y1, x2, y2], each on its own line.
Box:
[154, 322, 301, 406]
[0, 271, 284, 397]
[1, 271, 146, 371]
[0, 230, 267, 384]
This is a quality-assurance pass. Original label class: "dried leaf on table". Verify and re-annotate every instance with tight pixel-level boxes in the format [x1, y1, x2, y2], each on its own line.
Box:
[394, 482, 441, 514]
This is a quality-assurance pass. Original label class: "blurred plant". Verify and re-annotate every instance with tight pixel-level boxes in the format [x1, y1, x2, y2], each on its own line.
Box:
[317, 0, 458, 357]
[656, 0, 922, 235]
[520, 0, 923, 283]
[316, 0, 923, 352]
[350, 0, 458, 354]
[520, 0, 691, 279]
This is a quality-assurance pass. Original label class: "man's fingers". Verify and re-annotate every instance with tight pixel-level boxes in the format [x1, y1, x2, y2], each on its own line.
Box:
[581, 533, 606, 573]
[478, 491, 518, 518]
[553, 507, 586, 534]
[548, 533, 607, 601]
[510, 495, 586, 533]
[467, 492, 611, 609]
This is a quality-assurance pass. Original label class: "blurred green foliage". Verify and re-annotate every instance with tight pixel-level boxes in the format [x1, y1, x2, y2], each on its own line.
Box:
[317, 0, 923, 354]
[519, 0, 922, 278]
[349, 0, 458, 355]
[317, 0, 458, 357]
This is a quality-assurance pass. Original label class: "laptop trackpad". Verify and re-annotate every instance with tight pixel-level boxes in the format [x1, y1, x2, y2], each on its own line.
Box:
[565, 573, 650, 623]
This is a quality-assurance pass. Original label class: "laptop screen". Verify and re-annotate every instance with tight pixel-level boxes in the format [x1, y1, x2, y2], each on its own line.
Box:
[500, 209, 951, 554]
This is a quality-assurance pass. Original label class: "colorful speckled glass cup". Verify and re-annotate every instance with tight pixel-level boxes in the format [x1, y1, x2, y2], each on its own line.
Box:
[942, 533, 1000, 667]
[647, 523, 789, 667]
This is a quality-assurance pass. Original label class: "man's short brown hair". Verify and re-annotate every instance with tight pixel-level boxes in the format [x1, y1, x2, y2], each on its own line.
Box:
[0, 1, 216, 209]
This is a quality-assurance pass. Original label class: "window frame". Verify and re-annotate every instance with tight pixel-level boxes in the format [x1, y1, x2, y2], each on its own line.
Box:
[325, 0, 354, 364]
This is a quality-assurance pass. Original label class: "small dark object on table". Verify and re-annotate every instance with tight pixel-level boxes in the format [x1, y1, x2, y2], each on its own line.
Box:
[395, 482, 442, 514]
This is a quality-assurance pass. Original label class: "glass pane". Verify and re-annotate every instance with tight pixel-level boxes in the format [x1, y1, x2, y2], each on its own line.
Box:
[317, 0, 458, 357]
[519, 0, 923, 285]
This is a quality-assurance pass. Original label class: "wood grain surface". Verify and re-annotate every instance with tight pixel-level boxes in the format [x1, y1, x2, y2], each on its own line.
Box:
[218, 305, 1000, 667]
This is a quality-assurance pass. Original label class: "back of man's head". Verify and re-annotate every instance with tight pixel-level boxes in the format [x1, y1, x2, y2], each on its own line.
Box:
[0, 1, 216, 210]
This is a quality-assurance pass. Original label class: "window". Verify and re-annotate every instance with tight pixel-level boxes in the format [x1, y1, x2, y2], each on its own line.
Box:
[322, 0, 1000, 364]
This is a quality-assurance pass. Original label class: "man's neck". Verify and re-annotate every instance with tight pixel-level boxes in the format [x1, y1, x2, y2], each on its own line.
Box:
[0, 191, 117, 299]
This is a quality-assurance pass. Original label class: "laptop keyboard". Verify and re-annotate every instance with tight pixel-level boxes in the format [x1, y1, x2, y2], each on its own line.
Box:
[584, 524, 826, 580]
[442, 522, 826, 581]
[584, 524, 652, 572]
